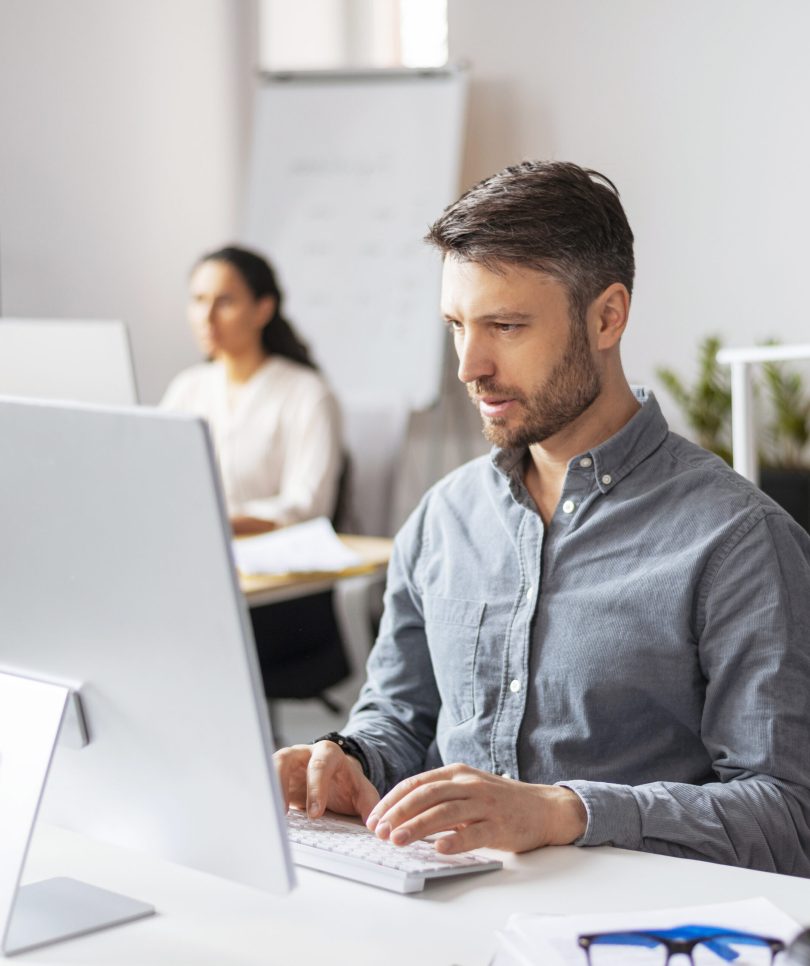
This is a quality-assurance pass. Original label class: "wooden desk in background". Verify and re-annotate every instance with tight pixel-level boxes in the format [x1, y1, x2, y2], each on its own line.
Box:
[238, 534, 393, 608]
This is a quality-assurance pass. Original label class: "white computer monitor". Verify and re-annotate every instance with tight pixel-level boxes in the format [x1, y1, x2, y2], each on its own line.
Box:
[0, 318, 138, 404]
[0, 397, 294, 954]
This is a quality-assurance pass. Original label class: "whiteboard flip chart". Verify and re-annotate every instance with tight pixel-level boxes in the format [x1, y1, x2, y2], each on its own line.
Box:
[244, 67, 468, 410]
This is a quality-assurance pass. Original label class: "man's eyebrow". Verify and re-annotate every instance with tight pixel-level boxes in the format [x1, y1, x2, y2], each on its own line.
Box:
[441, 309, 534, 322]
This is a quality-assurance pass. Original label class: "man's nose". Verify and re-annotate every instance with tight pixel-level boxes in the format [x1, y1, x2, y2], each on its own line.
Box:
[456, 331, 494, 385]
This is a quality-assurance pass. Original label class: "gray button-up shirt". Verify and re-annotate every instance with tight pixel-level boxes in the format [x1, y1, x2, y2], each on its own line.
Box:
[344, 389, 810, 875]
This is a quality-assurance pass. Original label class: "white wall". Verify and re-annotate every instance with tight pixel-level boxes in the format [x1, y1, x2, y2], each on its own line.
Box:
[448, 0, 810, 436]
[0, 0, 257, 403]
[5, 1, 810, 523]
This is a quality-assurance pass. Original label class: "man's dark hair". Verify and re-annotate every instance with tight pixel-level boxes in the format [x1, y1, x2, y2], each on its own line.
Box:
[425, 160, 635, 323]
[194, 245, 316, 369]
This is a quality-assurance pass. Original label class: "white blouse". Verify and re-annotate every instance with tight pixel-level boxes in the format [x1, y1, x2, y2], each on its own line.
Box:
[161, 357, 343, 526]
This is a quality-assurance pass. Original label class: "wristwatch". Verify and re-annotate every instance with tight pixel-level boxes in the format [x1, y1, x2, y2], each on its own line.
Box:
[312, 731, 370, 778]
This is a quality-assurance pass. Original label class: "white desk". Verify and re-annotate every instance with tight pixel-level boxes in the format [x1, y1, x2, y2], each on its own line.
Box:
[20, 824, 810, 965]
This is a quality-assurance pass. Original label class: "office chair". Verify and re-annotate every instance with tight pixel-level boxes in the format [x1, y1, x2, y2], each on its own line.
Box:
[250, 592, 350, 709]
[250, 453, 357, 724]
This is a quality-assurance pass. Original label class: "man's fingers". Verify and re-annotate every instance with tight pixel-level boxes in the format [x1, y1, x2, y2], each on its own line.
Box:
[369, 776, 472, 833]
[433, 821, 491, 854]
[305, 742, 345, 817]
[385, 797, 485, 846]
[353, 779, 381, 823]
[273, 745, 311, 811]
[367, 771, 439, 829]
[367, 764, 477, 829]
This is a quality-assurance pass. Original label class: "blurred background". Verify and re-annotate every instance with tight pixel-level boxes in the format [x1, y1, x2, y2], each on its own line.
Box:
[3, 0, 810, 534]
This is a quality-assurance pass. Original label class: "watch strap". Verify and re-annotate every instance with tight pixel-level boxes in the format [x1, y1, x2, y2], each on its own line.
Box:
[312, 731, 371, 779]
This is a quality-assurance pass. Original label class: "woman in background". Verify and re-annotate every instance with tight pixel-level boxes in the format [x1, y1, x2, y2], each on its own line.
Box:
[162, 245, 343, 535]
[163, 246, 349, 709]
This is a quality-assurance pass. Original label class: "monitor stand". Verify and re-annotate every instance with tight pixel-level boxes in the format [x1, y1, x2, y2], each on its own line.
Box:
[0, 672, 154, 956]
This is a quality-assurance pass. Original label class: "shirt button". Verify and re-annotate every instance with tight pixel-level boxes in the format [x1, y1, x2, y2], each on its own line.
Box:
[579, 457, 592, 468]
[509, 679, 521, 693]
[501, 772, 511, 780]
[526, 585, 533, 600]
[601, 474, 613, 486]
[562, 499, 575, 514]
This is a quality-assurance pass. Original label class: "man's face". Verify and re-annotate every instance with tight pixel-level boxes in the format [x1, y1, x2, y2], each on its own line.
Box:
[441, 257, 601, 449]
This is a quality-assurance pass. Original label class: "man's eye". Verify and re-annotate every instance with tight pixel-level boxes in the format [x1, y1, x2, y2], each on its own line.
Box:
[444, 319, 463, 332]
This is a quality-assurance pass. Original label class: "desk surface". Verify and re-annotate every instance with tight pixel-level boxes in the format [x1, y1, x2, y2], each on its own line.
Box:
[22, 825, 810, 965]
[239, 534, 393, 607]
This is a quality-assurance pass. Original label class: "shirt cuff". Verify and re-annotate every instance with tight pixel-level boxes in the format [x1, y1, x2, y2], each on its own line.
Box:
[341, 731, 388, 795]
[555, 780, 642, 849]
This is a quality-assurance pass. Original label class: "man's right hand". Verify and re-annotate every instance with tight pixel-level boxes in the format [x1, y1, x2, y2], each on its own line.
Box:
[273, 741, 380, 822]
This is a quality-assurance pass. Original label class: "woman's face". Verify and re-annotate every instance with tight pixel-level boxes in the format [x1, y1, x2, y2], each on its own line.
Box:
[187, 260, 274, 360]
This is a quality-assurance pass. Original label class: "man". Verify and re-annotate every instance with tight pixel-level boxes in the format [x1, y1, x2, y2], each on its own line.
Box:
[274, 161, 810, 875]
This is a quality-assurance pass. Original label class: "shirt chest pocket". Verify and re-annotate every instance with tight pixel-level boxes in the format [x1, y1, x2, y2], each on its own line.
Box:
[423, 595, 486, 725]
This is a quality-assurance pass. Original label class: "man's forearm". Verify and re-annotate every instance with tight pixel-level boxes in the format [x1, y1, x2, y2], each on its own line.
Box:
[561, 776, 810, 875]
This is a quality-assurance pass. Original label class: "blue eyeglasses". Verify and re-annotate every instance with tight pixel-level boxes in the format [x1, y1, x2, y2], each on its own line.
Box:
[578, 923, 786, 965]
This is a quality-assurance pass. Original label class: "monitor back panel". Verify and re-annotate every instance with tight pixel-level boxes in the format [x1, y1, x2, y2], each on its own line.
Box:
[0, 398, 293, 893]
[0, 319, 138, 405]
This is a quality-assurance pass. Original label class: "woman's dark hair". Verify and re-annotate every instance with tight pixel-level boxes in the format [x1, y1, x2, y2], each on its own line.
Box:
[426, 160, 635, 325]
[194, 245, 316, 369]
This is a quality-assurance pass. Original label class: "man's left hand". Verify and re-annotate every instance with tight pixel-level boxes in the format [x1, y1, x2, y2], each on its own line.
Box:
[365, 763, 587, 854]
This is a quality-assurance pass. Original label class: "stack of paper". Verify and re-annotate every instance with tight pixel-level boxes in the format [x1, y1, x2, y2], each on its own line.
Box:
[232, 517, 363, 576]
[490, 897, 803, 966]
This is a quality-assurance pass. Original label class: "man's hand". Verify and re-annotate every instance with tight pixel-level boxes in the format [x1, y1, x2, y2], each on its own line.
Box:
[231, 516, 278, 536]
[365, 763, 587, 854]
[273, 741, 380, 822]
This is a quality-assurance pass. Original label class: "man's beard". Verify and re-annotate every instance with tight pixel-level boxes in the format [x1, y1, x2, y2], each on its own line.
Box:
[468, 320, 602, 449]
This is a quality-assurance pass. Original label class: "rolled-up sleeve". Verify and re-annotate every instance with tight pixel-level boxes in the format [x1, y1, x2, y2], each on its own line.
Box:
[561, 509, 810, 876]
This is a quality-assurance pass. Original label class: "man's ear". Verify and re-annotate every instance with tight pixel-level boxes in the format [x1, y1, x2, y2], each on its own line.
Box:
[591, 283, 630, 350]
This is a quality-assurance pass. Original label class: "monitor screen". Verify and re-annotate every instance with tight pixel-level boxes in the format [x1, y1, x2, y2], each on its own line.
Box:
[0, 398, 294, 918]
[0, 319, 138, 405]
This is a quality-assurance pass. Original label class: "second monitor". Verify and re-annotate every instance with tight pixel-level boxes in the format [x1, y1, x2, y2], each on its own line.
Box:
[0, 318, 138, 405]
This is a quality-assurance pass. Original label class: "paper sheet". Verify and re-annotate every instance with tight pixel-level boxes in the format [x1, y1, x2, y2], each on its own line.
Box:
[231, 517, 364, 576]
[491, 897, 803, 966]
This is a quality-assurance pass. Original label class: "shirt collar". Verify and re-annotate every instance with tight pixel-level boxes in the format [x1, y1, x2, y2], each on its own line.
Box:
[491, 387, 669, 494]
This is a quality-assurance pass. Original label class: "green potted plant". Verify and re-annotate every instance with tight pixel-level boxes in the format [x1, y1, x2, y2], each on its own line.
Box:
[656, 336, 810, 532]
[656, 335, 733, 465]
[757, 357, 810, 531]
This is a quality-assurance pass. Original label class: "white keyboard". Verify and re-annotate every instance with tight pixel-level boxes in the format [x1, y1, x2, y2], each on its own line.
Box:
[286, 809, 503, 894]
